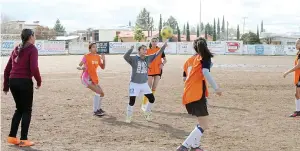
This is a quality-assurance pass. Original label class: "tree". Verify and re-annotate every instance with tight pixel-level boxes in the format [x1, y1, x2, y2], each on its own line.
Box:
[163, 16, 178, 34]
[241, 32, 261, 44]
[205, 26, 208, 39]
[237, 25, 240, 40]
[34, 25, 56, 40]
[54, 19, 66, 36]
[177, 25, 181, 42]
[133, 27, 145, 42]
[183, 24, 186, 35]
[205, 23, 213, 36]
[135, 8, 153, 31]
[217, 18, 221, 40]
[257, 25, 260, 42]
[191, 26, 196, 35]
[213, 18, 216, 41]
[186, 22, 190, 41]
[158, 14, 163, 42]
[113, 35, 119, 42]
[200, 22, 204, 32]
[197, 24, 200, 37]
[261, 20, 264, 33]
[222, 15, 225, 33]
[129, 21, 132, 26]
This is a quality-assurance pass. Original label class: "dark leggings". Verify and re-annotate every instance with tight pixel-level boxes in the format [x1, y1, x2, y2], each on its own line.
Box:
[8, 78, 34, 140]
[129, 94, 155, 106]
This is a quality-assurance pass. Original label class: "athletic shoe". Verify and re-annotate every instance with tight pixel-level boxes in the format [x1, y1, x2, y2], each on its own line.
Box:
[125, 115, 132, 123]
[176, 145, 189, 151]
[94, 110, 104, 116]
[19, 140, 34, 147]
[99, 109, 106, 115]
[190, 147, 205, 151]
[144, 112, 152, 121]
[289, 111, 300, 117]
[7, 137, 20, 145]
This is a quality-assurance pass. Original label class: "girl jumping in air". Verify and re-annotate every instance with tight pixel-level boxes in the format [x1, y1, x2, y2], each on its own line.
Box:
[123, 42, 167, 123]
[177, 37, 222, 151]
[141, 37, 167, 111]
[77, 42, 106, 116]
[283, 39, 300, 117]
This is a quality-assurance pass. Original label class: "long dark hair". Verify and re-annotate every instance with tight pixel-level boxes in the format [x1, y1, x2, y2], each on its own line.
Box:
[14, 29, 34, 62]
[149, 37, 158, 49]
[193, 37, 214, 60]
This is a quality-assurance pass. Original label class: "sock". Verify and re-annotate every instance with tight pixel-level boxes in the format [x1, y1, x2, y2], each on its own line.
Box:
[182, 125, 203, 148]
[152, 90, 156, 95]
[93, 94, 100, 112]
[98, 97, 103, 110]
[142, 96, 148, 105]
[296, 99, 300, 111]
[127, 104, 134, 117]
[145, 102, 153, 112]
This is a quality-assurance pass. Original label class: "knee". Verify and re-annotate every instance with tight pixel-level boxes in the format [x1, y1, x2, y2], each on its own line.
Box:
[96, 91, 104, 97]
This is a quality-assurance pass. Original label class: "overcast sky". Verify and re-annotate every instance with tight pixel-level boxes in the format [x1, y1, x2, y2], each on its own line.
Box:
[1, 0, 300, 33]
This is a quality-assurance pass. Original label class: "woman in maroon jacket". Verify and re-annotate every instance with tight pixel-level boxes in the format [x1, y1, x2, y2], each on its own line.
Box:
[3, 29, 41, 147]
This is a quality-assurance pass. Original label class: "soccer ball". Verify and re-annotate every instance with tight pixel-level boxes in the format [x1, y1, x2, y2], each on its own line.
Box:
[161, 26, 173, 40]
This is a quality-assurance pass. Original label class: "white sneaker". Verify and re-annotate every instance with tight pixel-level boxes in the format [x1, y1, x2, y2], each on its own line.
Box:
[144, 112, 152, 121]
[125, 115, 132, 123]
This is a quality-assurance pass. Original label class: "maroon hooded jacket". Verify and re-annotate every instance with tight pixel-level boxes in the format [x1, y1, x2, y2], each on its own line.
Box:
[3, 43, 42, 91]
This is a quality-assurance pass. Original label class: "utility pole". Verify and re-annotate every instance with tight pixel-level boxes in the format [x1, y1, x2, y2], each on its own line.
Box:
[242, 17, 247, 34]
[199, 0, 202, 33]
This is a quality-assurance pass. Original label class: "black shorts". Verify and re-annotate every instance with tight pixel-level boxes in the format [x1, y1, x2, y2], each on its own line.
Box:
[185, 81, 208, 117]
[148, 69, 163, 78]
[296, 81, 300, 87]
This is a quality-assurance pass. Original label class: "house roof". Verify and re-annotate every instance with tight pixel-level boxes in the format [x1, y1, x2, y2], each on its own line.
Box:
[56, 36, 79, 40]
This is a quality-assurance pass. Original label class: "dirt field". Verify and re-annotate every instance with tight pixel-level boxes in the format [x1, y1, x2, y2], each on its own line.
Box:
[1, 55, 300, 151]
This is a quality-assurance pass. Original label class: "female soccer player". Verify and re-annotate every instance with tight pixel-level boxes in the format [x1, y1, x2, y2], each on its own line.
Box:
[77, 43, 106, 116]
[177, 37, 222, 151]
[123, 42, 167, 123]
[141, 37, 167, 111]
[283, 39, 300, 117]
[3, 29, 41, 147]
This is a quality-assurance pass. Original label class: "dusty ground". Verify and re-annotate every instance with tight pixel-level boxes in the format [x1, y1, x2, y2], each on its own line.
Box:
[1, 55, 300, 151]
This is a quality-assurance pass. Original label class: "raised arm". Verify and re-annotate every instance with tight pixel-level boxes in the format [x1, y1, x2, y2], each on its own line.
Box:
[148, 42, 167, 63]
[123, 46, 134, 64]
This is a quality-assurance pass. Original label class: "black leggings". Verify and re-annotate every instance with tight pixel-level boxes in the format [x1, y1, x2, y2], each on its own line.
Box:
[8, 78, 34, 140]
[129, 94, 155, 106]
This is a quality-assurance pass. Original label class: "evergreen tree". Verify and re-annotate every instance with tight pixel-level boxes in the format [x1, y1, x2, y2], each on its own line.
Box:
[186, 22, 190, 41]
[54, 19, 66, 36]
[257, 25, 260, 42]
[217, 18, 220, 40]
[205, 27, 208, 40]
[221, 15, 225, 33]
[197, 24, 200, 37]
[158, 14, 163, 42]
[237, 25, 240, 40]
[177, 25, 181, 42]
[261, 20, 264, 33]
[136, 8, 153, 31]
[183, 24, 186, 35]
[213, 18, 216, 41]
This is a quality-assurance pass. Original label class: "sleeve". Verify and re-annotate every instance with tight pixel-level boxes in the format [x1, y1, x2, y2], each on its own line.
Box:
[3, 52, 13, 91]
[161, 52, 166, 58]
[123, 48, 134, 64]
[148, 44, 167, 63]
[30, 47, 42, 86]
[183, 71, 186, 77]
[201, 58, 212, 71]
[297, 54, 300, 60]
[81, 55, 86, 63]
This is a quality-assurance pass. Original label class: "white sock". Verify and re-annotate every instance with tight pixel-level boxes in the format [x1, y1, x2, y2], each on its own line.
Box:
[98, 97, 103, 110]
[127, 104, 134, 117]
[296, 99, 300, 111]
[93, 94, 100, 112]
[145, 102, 153, 112]
[182, 125, 203, 148]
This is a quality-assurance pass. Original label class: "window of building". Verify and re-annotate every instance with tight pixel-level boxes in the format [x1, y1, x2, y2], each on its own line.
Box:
[287, 42, 295, 45]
